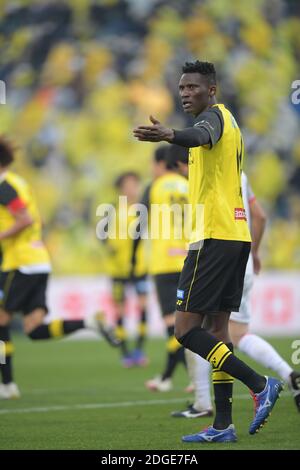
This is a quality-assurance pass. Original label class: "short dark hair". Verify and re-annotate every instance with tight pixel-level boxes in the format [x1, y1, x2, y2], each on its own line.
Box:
[0, 136, 15, 167]
[153, 145, 174, 169]
[182, 60, 216, 85]
[114, 171, 140, 189]
[166, 144, 189, 169]
[153, 145, 169, 163]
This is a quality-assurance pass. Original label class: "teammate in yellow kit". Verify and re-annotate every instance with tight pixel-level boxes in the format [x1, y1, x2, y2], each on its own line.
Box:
[0, 137, 116, 399]
[132, 145, 189, 391]
[104, 172, 149, 367]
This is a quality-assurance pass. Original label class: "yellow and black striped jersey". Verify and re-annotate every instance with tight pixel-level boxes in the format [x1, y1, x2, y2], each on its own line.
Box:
[144, 172, 189, 275]
[104, 200, 147, 279]
[0, 171, 51, 271]
[188, 104, 251, 244]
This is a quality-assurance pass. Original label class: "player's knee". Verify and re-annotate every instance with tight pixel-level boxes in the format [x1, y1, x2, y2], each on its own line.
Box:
[230, 332, 244, 348]
[27, 328, 41, 340]
[174, 312, 186, 341]
[175, 312, 197, 341]
[176, 325, 205, 351]
[175, 316, 195, 344]
[229, 320, 248, 347]
[164, 313, 175, 328]
[0, 310, 10, 326]
[207, 325, 227, 342]
[24, 313, 44, 338]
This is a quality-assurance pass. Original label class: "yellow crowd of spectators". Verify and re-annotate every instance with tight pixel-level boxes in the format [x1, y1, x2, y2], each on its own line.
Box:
[0, 0, 299, 272]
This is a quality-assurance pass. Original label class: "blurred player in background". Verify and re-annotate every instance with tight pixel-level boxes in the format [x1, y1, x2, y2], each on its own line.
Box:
[132, 145, 189, 391]
[0, 137, 118, 399]
[102, 172, 149, 368]
[172, 168, 300, 420]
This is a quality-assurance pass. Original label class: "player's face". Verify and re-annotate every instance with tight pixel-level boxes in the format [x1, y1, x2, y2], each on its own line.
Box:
[152, 160, 166, 179]
[178, 73, 216, 116]
[120, 176, 140, 202]
[177, 161, 189, 178]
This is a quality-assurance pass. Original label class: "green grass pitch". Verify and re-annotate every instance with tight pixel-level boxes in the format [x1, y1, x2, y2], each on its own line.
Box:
[0, 335, 299, 450]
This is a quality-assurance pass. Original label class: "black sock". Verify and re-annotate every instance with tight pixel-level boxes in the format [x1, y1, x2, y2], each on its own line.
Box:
[161, 327, 184, 380]
[162, 347, 185, 381]
[167, 325, 174, 337]
[116, 318, 129, 356]
[179, 327, 266, 393]
[213, 343, 234, 430]
[28, 320, 84, 340]
[136, 309, 147, 350]
[0, 326, 14, 384]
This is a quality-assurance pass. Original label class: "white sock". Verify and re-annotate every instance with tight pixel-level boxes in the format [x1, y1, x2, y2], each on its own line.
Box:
[238, 333, 292, 383]
[84, 314, 98, 332]
[185, 349, 212, 411]
[185, 348, 197, 383]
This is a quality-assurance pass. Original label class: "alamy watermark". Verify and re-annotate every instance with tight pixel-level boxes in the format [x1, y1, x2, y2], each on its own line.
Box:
[0, 340, 5, 364]
[291, 339, 300, 365]
[95, 196, 204, 246]
[291, 80, 300, 105]
[0, 80, 6, 104]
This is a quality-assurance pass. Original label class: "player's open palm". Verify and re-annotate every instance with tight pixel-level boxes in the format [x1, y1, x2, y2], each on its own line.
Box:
[133, 115, 174, 142]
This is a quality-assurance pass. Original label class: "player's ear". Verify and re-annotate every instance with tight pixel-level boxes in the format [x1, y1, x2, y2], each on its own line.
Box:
[209, 85, 216, 97]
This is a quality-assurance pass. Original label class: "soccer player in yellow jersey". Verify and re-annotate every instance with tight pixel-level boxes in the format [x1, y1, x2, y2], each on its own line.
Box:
[0, 137, 117, 399]
[133, 145, 191, 392]
[104, 172, 149, 367]
[133, 60, 283, 441]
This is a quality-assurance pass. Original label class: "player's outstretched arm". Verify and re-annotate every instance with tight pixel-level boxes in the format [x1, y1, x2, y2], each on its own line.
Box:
[133, 115, 218, 148]
[133, 115, 175, 143]
[0, 207, 33, 241]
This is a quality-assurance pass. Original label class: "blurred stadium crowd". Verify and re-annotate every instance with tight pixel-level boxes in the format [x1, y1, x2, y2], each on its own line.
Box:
[0, 0, 299, 272]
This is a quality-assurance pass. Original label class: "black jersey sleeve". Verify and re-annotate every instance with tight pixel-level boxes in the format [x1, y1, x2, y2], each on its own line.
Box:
[194, 107, 224, 147]
[172, 107, 224, 149]
[0, 180, 26, 212]
[0, 181, 19, 206]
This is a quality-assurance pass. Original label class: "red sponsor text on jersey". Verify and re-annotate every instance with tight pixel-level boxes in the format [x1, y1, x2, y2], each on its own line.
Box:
[234, 208, 247, 220]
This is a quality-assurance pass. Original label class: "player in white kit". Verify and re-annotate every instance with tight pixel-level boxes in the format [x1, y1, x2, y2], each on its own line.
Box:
[172, 172, 300, 417]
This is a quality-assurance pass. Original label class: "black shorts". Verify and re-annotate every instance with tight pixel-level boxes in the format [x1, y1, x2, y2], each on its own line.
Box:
[176, 239, 250, 314]
[154, 272, 181, 316]
[0, 270, 49, 315]
[112, 275, 149, 303]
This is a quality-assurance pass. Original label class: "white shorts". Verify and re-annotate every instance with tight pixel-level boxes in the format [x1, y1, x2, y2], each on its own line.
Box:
[230, 272, 253, 324]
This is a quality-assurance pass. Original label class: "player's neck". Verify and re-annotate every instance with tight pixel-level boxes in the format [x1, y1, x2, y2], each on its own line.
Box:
[195, 98, 218, 117]
[0, 166, 8, 178]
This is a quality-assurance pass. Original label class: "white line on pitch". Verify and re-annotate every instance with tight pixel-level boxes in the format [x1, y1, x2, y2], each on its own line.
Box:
[0, 392, 289, 415]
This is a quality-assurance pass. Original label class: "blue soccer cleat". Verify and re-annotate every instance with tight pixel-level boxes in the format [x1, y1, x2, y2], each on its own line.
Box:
[131, 349, 148, 367]
[121, 354, 135, 368]
[249, 376, 283, 435]
[182, 424, 237, 443]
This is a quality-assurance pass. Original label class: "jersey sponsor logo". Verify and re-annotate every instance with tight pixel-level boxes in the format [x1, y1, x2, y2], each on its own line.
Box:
[168, 248, 187, 257]
[177, 289, 184, 299]
[30, 241, 45, 248]
[194, 120, 215, 132]
[234, 208, 246, 220]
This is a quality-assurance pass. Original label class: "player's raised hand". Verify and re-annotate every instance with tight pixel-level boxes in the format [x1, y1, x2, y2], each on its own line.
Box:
[149, 115, 160, 125]
[133, 115, 174, 143]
